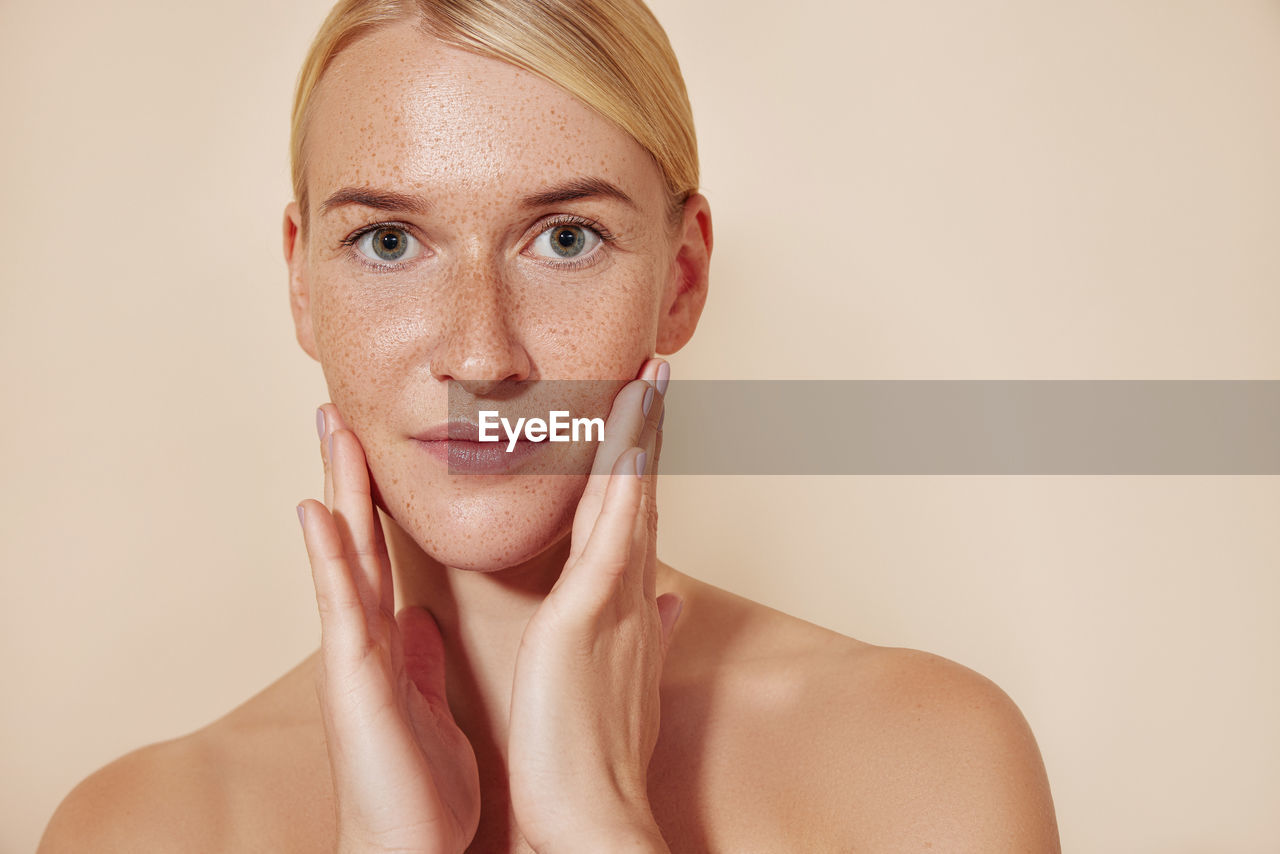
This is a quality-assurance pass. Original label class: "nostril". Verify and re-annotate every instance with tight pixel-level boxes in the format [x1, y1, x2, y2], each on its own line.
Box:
[428, 340, 532, 394]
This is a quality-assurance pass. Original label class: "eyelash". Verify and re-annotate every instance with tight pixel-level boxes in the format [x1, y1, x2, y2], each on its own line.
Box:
[533, 214, 616, 271]
[338, 215, 617, 273]
[339, 221, 421, 273]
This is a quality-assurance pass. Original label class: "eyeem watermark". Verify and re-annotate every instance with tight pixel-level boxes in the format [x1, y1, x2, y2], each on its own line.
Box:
[478, 410, 605, 452]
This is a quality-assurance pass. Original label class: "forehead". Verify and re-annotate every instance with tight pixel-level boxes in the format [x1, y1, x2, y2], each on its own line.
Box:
[305, 21, 664, 212]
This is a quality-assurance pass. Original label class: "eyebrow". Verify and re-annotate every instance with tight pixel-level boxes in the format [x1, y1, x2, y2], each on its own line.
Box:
[519, 177, 636, 210]
[319, 188, 430, 217]
[317, 176, 636, 218]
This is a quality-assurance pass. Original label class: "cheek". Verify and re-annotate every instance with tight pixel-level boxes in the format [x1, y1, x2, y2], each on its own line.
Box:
[521, 267, 662, 377]
[313, 261, 662, 383]
[310, 278, 429, 430]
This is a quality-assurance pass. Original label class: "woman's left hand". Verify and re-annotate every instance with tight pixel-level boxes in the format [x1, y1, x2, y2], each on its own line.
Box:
[507, 358, 681, 854]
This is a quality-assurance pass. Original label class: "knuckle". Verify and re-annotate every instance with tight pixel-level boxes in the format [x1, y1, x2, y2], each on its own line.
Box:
[314, 590, 336, 615]
[601, 555, 629, 581]
[314, 588, 357, 618]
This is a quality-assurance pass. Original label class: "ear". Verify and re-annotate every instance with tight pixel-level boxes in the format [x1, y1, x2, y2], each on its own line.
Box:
[283, 201, 320, 361]
[655, 192, 713, 355]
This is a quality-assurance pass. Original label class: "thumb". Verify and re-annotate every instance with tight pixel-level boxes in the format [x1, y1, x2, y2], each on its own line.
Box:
[398, 606, 450, 708]
[655, 593, 684, 657]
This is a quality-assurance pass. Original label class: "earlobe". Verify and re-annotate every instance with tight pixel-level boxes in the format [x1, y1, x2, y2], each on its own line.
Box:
[655, 193, 713, 355]
[283, 202, 320, 361]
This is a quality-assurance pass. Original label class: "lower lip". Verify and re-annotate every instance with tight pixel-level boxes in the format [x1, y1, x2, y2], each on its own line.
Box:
[414, 438, 543, 474]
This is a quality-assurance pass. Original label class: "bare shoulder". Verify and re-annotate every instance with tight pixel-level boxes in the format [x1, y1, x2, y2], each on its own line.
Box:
[36, 732, 231, 854]
[822, 645, 1061, 852]
[665, 574, 1060, 852]
[38, 654, 332, 854]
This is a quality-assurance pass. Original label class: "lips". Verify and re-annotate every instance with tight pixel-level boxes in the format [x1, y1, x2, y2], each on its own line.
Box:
[412, 420, 542, 474]
[412, 420, 484, 443]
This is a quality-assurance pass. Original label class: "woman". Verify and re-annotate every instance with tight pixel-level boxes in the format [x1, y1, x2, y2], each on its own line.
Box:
[39, 1, 1059, 851]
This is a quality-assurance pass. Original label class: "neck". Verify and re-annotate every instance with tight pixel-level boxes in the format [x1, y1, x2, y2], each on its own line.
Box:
[366, 507, 688, 851]
[380, 510, 572, 754]
[377, 509, 682, 778]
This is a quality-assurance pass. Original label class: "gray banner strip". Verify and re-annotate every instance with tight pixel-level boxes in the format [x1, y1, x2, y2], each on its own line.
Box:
[654, 380, 1280, 474]
[445, 380, 1280, 474]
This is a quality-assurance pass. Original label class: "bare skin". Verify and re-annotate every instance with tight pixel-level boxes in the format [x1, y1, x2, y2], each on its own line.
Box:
[38, 23, 1059, 854]
[39, 585, 1059, 852]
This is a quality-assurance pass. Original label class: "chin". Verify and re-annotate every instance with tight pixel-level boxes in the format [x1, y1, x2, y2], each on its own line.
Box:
[377, 467, 586, 572]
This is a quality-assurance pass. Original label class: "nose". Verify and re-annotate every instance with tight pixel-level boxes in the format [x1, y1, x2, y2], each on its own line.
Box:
[428, 257, 532, 397]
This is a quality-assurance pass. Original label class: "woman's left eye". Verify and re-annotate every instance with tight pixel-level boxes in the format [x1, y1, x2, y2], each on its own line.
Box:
[529, 222, 603, 262]
[353, 225, 421, 266]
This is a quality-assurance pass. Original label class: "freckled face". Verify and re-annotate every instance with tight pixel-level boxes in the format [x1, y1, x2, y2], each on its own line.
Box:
[296, 23, 675, 571]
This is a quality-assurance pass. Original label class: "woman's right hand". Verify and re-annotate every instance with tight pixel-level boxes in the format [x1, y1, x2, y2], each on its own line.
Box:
[297, 404, 481, 854]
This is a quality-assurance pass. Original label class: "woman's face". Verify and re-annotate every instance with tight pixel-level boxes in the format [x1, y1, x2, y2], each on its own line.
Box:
[284, 22, 707, 571]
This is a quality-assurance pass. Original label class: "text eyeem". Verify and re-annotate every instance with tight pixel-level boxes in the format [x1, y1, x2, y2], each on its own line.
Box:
[477, 410, 605, 452]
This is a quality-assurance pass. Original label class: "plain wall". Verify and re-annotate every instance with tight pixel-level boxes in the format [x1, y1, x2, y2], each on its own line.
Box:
[3, 1, 1278, 852]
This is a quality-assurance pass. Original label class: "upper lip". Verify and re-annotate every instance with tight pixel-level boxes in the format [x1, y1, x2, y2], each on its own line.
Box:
[413, 420, 483, 442]
[412, 419, 540, 443]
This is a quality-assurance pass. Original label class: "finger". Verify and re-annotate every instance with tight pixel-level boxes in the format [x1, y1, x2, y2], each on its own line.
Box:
[558, 446, 646, 611]
[317, 407, 401, 679]
[584, 359, 661, 473]
[585, 373, 663, 606]
[318, 405, 335, 509]
[330, 427, 394, 619]
[320, 402, 353, 437]
[567, 383, 642, 565]
[612, 358, 664, 473]
[319, 404, 358, 506]
[398, 606, 451, 710]
[637, 424, 661, 604]
[647, 422, 664, 600]
[297, 499, 372, 673]
[569, 360, 665, 565]
[322, 409, 391, 617]
[652, 412, 664, 480]
[636, 360, 665, 479]
[642, 375, 667, 602]
[622, 378, 663, 604]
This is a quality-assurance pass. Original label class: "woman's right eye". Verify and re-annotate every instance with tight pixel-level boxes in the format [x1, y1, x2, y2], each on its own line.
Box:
[351, 225, 421, 266]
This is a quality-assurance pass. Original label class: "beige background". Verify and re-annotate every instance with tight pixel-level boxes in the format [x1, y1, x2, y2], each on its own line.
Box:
[3, 1, 1278, 852]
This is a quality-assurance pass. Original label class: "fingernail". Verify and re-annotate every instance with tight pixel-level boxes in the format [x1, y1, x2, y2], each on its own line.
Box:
[296, 504, 305, 528]
[635, 450, 647, 478]
[315, 408, 325, 440]
[642, 385, 654, 416]
[656, 361, 670, 396]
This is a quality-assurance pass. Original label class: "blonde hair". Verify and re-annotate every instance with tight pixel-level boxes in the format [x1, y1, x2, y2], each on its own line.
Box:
[290, 0, 698, 228]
